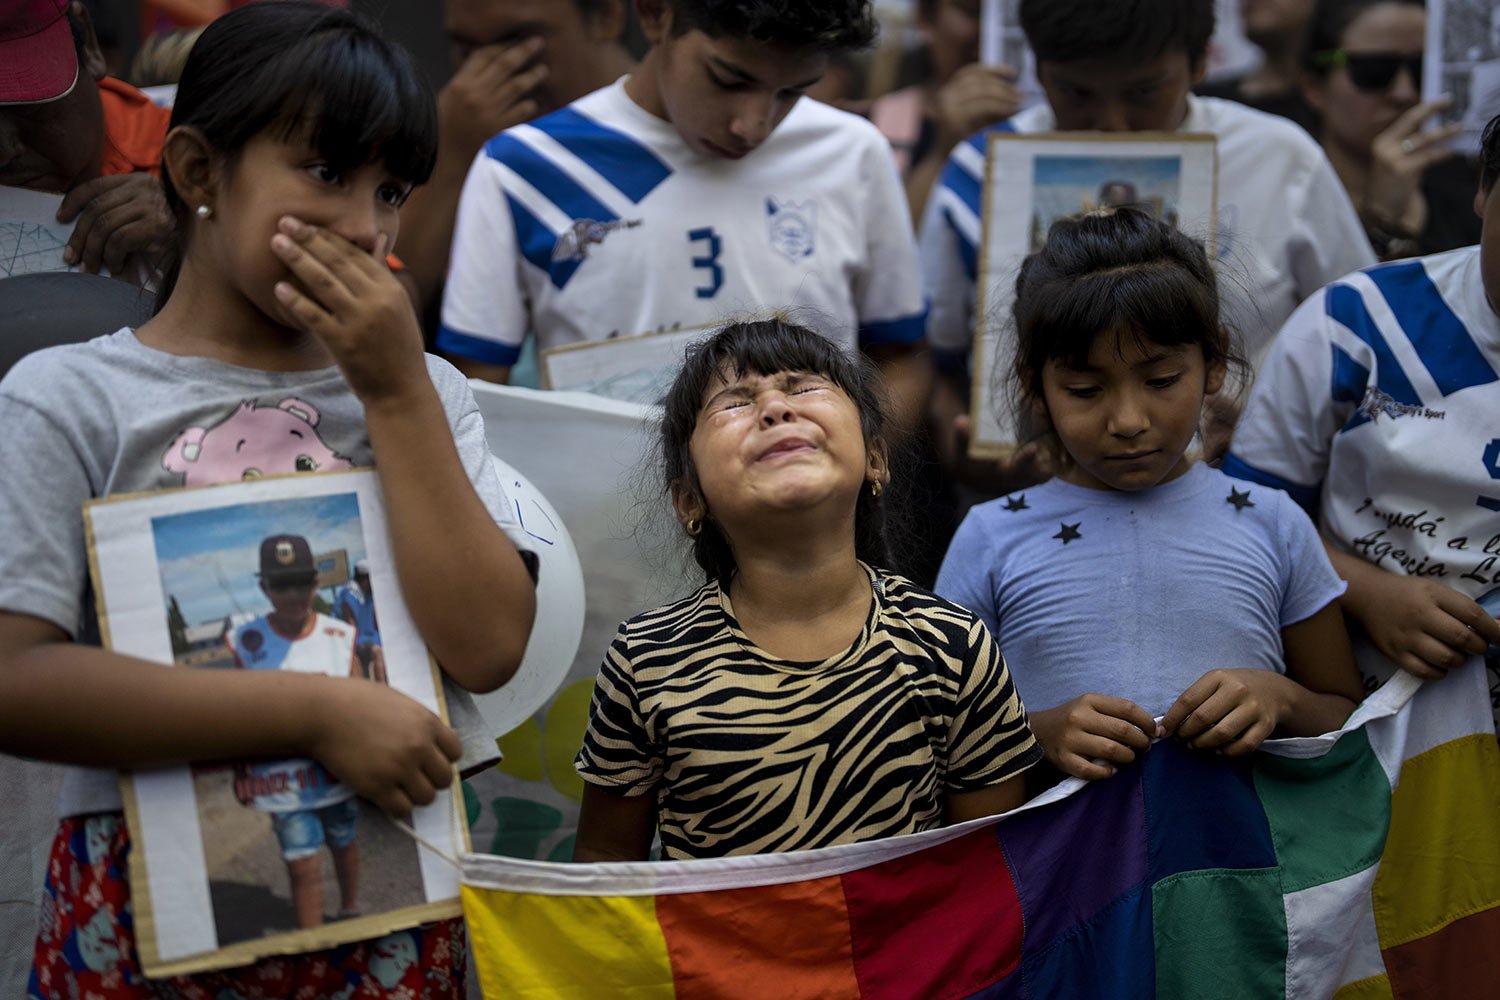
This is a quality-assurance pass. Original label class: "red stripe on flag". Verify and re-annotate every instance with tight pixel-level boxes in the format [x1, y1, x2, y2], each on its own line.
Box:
[842, 826, 1023, 999]
[1382, 904, 1500, 999]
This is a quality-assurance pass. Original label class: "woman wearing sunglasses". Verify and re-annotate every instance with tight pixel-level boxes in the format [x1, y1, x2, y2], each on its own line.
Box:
[1302, 0, 1479, 259]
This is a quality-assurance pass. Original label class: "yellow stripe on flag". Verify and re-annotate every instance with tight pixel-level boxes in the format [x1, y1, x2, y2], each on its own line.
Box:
[462, 884, 676, 999]
[1373, 733, 1500, 949]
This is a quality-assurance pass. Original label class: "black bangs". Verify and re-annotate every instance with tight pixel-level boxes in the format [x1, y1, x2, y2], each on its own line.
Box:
[261, 32, 437, 183]
[170, 2, 436, 186]
[679, 319, 863, 404]
[1023, 261, 1221, 375]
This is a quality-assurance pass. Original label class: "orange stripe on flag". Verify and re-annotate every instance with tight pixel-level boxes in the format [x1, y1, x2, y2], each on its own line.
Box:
[656, 874, 858, 999]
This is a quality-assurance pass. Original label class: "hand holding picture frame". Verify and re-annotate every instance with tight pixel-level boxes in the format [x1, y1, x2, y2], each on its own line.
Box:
[967, 132, 1219, 457]
[84, 470, 467, 977]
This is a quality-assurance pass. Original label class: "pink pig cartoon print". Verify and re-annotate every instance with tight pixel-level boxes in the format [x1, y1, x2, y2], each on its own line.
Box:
[162, 397, 354, 486]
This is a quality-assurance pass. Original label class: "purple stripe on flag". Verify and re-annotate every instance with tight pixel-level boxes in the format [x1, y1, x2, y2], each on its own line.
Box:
[998, 763, 1148, 950]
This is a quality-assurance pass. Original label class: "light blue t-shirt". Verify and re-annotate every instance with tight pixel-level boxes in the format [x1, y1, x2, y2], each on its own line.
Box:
[934, 463, 1346, 717]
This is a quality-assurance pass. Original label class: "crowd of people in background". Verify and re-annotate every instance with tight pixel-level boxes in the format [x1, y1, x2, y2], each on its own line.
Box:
[2, 0, 1498, 996]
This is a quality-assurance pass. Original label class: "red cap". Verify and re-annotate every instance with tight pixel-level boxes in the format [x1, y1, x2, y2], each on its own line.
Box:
[0, 0, 79, 105]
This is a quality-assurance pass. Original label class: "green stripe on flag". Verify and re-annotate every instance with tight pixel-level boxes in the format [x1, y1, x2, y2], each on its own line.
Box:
[1153, 867, 1287, 1000]
[1254, 729, 1391, 893]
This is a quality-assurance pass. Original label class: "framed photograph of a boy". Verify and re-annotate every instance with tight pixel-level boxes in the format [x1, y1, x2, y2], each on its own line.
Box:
[83, 470, 466, 977]
[968, 132, 1218, 457]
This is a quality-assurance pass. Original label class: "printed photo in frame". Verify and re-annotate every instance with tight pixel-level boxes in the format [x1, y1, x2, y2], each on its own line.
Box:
[1425, 0, 1500, 153]
[968, 132, 1219, 457]
[83, 469, 467, 977]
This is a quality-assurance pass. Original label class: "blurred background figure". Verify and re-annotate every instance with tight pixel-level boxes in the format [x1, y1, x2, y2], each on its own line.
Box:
[398, 0, 638, 328]
[0, 0, 173, 281]
[1199, 0, 1319, 131]
[1302, 0, 1477, 260]
[869, 0, 1021, 222]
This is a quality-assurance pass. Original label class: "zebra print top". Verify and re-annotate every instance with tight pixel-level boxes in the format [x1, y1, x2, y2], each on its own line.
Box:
[575, 565, 1040, 859]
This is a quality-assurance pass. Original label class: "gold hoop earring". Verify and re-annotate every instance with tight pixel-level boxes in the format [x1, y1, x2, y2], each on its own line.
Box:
[868, 480, 883, 498]
[686, 518, 702, 538]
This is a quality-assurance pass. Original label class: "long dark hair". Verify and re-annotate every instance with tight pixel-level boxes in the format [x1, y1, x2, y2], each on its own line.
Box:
[154, 1, 437, 310]
[1011, 208, 1246, 456]
[660, 319, 893, 586]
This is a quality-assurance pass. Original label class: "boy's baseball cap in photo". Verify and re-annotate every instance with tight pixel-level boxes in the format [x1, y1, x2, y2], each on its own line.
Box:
[258, 534, 317, 581]
[0, 0, 79, 106]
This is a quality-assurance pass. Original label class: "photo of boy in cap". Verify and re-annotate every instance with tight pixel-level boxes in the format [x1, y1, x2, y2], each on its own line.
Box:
[225, 532, 362, 929]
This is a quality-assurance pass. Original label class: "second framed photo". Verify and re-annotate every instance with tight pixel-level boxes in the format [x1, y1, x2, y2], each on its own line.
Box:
[968, 132, 1218, 457]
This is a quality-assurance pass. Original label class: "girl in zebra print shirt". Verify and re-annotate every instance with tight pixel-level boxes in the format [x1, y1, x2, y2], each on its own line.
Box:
[573, 319, 1041, 861]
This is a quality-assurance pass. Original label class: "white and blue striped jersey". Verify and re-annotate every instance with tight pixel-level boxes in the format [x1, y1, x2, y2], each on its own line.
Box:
[1225, 247, 1500, 701]
[917, 96, 1374, 374]
[438, 79, 927, 369]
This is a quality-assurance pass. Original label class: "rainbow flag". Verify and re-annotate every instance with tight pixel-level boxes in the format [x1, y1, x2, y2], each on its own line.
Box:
[461, 659, 1500, 999]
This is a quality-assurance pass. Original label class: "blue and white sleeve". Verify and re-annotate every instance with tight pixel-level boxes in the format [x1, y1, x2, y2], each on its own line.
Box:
[437, 150, 530, 368]
[1224, 289, 1350, 515]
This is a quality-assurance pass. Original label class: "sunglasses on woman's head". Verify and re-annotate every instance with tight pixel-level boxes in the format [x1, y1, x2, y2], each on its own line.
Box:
[1316, 49, 1424, 92]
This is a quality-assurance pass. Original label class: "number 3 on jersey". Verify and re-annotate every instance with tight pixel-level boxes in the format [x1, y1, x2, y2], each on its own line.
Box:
[688, 227, 723, 299]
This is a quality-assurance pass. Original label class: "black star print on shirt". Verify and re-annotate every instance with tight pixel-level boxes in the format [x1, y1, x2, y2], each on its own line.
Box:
[1003, 494, 1029, 512]
[1226, 487, 1255, 512]
[1054, 522, 1082, 544]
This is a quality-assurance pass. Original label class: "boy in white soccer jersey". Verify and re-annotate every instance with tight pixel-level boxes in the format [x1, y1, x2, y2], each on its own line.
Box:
[1226, 114, 1500, 719]
[438, 0, 932, 430]
[919, 0, 1374, 487]
[227, 534, 362, 929]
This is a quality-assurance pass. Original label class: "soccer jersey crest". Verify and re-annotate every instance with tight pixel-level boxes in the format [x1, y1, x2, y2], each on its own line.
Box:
[767, 197, 816, 260]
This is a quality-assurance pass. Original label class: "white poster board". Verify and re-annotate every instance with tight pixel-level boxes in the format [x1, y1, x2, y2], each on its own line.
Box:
[968, 132, 1218, 456]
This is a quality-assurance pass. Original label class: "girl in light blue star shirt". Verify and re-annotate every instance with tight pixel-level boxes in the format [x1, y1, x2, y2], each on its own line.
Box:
[936, 209, 1363, 781]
